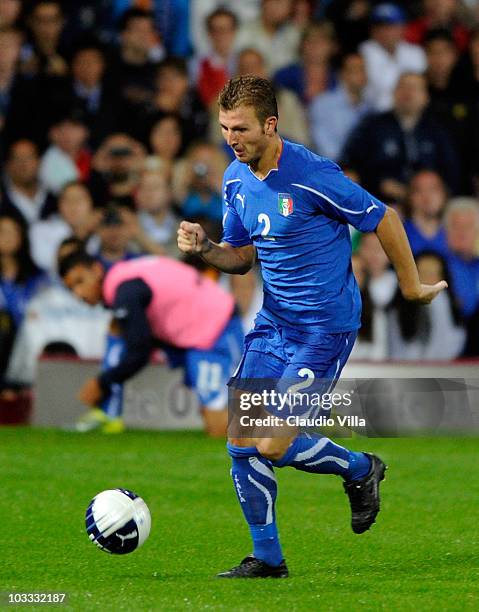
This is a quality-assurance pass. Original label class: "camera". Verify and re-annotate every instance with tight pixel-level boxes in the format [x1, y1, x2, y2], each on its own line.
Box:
[109, 146, 133, 158]
[192, 162, 209, 178]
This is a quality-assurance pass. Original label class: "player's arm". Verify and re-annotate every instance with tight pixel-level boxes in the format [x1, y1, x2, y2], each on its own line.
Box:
[375, 206, 447, 304]
[97, 279, 154, 394]
[310, 162, 447, 305]
[177, 220, 255, 275]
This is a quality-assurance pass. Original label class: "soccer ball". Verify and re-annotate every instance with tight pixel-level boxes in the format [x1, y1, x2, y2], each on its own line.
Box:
[85, 488, 151, 554]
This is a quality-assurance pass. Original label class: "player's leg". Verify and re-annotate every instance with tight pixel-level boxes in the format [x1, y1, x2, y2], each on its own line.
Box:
[75, 331, 126, 433]
[258, 330, 386, 534]
[219, 315, 289, 578]
[99, 332, 126, 432]
[185, 314, 244, 437]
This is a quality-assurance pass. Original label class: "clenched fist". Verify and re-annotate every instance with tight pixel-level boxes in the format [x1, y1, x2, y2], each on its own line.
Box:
[177, 221, 209, 254]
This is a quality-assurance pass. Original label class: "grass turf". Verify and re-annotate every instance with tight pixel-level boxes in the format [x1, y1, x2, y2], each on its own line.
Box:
[1, 429, 478, 611]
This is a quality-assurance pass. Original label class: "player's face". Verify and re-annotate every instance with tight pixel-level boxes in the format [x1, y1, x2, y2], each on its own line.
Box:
[219, 105, 273, 164]
[64, 263, 103, 305]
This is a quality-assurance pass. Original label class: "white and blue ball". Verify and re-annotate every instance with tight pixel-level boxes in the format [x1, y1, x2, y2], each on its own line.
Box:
[85, 488, 151, 554]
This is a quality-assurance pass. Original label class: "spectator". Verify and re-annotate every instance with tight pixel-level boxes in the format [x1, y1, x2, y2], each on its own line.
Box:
[274, 20, 338, 104]
[0, 0, 22, 28]
[425, 29, 459, 96]
[191, 0, 258, 56]
[324, 0, 371, 54]
[139, 57, 209, 149]
[349, 253, 375, 360]
[0, 214, 47, 381]
[126, 168, 180, 258]
[455, 26, 479, 97]
[341, 72, 460, 201]
[39, 113, 91, 195]
[89, 132, 146, 207]
[29, 181, 98, 273]
[87, 204, 140, 271]
[67, 42, 124, 148]
[445, 198, 479, 319]
[228, 267, 263, 333]
[349, 233, 396, 360]
[20, 0, 68, 78]
[310, 52, 371, 160]
[148, 113, 184, 180]
[194, 8, 239, 108]
[234, 47, 310, 146]
[405, 0, 470, 53]
[110, 7, 165, 109]
[453, 27, 479, 190]
[0, 26, 26, 154]
[1, 139, 57, 224]
[388, 251, 465, 359]
[18, 40, 115, 147]
[236, 0, 301, 74]
[107, 0, 192, 57]
[404, 170, 449, 256]
[6, 237, 110, 388]
[359, 3, 427, 111]
[424, 29, 473, 192]
[291, 0, 314, 30]
[173, 141, 227, 224]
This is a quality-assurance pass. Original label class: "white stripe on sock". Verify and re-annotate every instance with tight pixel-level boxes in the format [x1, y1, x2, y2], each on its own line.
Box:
[247, 474, 273, 525]
[305, 455, 349, 469]
[249, 457, 276, 481]
[294, 437, 329, 463]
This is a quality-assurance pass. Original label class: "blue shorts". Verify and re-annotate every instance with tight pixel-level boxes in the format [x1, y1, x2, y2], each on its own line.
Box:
[228, 312, 357, 417]
[168, 315, 244, 410]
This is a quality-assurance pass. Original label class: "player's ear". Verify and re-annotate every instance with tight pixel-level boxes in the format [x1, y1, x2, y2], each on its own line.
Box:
[264, 116, 277, 136]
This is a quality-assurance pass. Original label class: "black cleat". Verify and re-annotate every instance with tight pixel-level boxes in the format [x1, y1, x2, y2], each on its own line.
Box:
[216, 556, 289, 578]
[343, 453, 387, 534]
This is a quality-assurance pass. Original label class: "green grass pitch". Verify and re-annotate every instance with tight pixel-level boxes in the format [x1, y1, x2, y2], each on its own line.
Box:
[1, 429, 478, 611]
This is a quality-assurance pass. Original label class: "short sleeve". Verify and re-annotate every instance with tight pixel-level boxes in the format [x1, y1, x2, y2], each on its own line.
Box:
[221, 182, 252, 247]
[301, 161, 387, 232]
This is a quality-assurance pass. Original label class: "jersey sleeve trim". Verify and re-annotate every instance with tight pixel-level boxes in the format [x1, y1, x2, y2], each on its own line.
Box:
[292, 182, 364, 215]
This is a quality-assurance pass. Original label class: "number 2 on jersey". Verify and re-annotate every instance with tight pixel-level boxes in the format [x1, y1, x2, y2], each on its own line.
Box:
[258, 213, 271, 236]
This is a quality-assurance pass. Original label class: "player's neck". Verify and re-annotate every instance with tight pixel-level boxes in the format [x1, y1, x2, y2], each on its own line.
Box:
[249, 135, 283, 180]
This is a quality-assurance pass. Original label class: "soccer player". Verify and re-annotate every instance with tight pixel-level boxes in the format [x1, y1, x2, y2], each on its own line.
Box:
[177, 75, 447, 577]
[59, 253, 244, 436]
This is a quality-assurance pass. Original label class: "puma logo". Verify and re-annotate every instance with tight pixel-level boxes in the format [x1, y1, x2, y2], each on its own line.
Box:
[236, 193, 246, 208]
[366, 201, 378, 214]
[116, 529, 138, 546]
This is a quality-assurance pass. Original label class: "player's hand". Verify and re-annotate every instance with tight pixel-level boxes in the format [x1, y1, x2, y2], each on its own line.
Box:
[78, 378, 103, 406]
[403, 281, 448, 304]
[177, 221, 209, 254]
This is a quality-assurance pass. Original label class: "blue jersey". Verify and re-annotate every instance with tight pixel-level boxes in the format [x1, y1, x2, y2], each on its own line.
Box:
[222, 139, 387, 332]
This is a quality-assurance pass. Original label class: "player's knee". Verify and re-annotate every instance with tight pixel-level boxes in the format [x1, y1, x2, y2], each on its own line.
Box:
[256, 439, 287, 462]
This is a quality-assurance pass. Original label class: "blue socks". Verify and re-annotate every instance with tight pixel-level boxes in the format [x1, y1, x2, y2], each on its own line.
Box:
[100, 334, 126, 418]
[228, 444, 283, 567]
[272, 433, 371, 481]
[227, 435, 371, 566]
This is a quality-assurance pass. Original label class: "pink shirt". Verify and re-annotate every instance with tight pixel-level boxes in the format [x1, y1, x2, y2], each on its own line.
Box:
[103, 257, 234, 350]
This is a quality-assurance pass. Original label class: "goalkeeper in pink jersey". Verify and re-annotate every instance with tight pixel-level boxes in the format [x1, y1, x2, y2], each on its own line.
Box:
[59, 251, 244, 436]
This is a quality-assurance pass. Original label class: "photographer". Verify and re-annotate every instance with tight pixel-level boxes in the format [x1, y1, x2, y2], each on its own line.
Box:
[89, 132, 146, 207]
[172, 141, 227, 224]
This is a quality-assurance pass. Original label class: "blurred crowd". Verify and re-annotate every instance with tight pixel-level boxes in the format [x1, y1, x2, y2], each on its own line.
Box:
[1, 0, 479, 392]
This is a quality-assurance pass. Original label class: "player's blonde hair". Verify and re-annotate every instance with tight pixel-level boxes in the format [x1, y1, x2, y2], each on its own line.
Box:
[218, 75, 278, 127]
